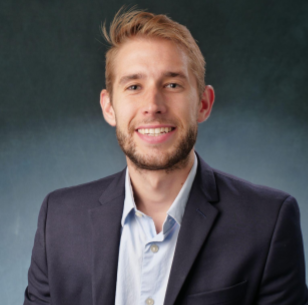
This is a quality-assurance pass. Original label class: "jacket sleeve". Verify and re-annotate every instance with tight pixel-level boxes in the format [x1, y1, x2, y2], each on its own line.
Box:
[256, 195, 308, 304]
[24, 195, 51, 305]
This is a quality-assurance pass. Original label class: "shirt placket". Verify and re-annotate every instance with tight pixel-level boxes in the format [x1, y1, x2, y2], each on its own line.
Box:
[136, 213, 166, 305]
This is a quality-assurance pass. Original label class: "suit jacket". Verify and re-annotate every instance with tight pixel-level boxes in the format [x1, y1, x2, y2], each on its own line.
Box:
[24, 153, 308, 305]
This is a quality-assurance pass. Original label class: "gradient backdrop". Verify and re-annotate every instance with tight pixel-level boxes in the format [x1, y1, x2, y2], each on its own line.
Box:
[1, 0, 307, 304]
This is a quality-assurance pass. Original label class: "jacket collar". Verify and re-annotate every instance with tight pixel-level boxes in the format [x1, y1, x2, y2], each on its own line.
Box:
[89, 168, 126, 305]
[194, 151, 219, 202]
[163, 151, 219, 305]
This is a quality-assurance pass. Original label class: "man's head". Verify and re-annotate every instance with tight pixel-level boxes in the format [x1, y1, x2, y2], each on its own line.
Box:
[102, 7, 206, 100]
[100, 8, 215, 171]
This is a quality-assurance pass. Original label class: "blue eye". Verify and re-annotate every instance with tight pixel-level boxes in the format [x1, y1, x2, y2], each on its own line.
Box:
[166, 83, 179, 88]
[127, 85, 139, 90]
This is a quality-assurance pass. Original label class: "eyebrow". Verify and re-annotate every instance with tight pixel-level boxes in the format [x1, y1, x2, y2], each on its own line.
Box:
[118, 71, 188, 86]
[118, 73, 145, 86]
[162, 71, 188, 80]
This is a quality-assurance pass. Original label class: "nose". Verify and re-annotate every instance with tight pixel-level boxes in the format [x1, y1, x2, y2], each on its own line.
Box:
[141, 86, 167, 116]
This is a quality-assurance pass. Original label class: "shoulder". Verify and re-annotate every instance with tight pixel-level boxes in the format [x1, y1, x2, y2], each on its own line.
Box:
[196, 152, 292, 208]
[206, 167, 303, 247]
[209, 167, 297, 219]
[44, 169, 125, 209]
[213, 168, 290, 201]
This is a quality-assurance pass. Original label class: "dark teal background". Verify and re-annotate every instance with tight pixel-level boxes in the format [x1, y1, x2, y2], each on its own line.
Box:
[1, 0, 307, 303]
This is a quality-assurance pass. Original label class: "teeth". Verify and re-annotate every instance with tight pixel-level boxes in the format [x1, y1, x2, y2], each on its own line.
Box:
[137, 127, 173, 136]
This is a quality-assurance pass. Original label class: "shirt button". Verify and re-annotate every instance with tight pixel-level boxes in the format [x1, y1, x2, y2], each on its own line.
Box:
[150, 244, 159, 253]
[145, 297, 154, 305]
[135, 211, 143, 217]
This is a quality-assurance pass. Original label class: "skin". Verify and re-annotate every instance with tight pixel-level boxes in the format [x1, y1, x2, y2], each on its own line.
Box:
[100, 36, 215, 233]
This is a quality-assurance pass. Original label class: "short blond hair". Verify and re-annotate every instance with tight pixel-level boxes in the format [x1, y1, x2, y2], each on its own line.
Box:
[102, 7, 206, 99]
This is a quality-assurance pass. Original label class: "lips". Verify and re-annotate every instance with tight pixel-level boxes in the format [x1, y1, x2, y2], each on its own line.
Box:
[135, 126, 176, 144]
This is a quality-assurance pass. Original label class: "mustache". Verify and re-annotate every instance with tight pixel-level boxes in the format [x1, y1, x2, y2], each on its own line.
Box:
[129, 119, 179, 131]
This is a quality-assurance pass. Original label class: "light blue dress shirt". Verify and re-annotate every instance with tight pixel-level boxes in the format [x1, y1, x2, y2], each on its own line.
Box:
[115, 154, 198, 305]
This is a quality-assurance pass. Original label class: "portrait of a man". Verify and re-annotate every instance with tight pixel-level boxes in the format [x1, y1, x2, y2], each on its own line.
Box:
[21, 7, 308, 305]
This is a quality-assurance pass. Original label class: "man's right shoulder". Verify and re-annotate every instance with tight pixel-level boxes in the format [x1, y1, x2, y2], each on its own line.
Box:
[42, 169, 126, 210]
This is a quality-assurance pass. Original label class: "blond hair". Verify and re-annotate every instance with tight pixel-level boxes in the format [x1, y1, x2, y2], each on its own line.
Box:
[102, 7, 206, 99]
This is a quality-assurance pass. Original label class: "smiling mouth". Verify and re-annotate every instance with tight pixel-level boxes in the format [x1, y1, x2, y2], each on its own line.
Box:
[137, 127, 175, 136]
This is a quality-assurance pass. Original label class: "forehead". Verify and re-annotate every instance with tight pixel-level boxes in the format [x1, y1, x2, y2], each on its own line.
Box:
[113, 37, 191, 83]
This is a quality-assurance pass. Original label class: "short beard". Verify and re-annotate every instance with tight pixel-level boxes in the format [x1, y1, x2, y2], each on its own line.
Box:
[116, 124, 198, 173]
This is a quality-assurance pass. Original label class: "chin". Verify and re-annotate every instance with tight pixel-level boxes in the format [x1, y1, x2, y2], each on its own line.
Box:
[117, 124, 197, 171]
[127, 147, 191, 172]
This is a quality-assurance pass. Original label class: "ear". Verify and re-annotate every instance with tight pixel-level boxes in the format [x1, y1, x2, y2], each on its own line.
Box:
[100, 89, 116, 127]
[197, 85, 215, 123]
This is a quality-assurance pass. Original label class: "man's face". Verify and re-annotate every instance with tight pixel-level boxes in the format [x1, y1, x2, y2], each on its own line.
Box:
[102, 37, 212, 171]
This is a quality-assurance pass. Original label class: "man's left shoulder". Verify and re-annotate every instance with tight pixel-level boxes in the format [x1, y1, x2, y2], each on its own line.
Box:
[214, 168, 289, 198]
[211, 167, 298, 216]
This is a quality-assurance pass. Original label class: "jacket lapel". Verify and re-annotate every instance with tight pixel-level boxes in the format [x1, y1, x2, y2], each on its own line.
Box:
[89, 169, 126, 305]
[164, 154, 220, 305]
[88, 153, 219, 305]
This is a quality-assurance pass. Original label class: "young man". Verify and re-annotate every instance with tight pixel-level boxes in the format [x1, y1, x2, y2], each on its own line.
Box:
[24, 8, 308, 305]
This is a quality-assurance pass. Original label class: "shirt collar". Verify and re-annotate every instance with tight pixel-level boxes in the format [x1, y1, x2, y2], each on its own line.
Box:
[166, 153, 198, 226]
[121, 168, 136, 227]
[121, 152, 198, 228]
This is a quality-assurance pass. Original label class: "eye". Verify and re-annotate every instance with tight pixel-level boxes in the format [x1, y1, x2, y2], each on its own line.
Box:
[165, 83, 180, 89]
[127, 84, 140, 90]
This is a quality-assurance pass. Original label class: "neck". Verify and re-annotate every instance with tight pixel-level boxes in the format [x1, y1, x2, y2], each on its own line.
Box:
[126, 150, 195, 231]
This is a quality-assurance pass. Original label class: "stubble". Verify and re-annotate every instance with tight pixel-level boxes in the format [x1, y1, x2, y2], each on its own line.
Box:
[116, 122, 198, 173]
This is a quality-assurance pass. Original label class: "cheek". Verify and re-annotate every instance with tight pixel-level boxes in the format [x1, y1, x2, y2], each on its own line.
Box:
[114, 103, 137, 131]
[175, 96, 199, 125]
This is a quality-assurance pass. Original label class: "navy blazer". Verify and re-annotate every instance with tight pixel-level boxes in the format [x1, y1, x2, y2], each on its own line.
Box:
[24, 153, 308, 305]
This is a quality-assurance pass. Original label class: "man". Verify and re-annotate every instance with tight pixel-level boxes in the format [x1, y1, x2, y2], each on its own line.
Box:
[24, 8, 308, 305]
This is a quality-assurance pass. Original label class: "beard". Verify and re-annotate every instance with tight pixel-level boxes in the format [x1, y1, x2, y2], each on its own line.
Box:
[116, 121, 198, 172]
